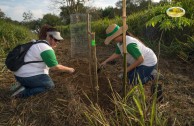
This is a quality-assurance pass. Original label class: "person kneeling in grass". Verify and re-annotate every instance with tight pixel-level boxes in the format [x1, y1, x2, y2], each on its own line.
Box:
[11, 25, 75, 98]
[100, 24, 157, 85]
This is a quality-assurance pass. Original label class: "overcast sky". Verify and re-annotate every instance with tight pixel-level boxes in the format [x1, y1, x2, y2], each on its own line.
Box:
[0, 0, 160, 22]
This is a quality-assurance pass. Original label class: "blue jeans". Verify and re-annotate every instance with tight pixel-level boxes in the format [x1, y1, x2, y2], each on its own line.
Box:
[128, 65, 156, 85]
[15, 74, 54, 98]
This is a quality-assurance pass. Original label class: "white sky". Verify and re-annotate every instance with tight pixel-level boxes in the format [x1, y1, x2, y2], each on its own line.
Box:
[0, 0, 160, 22]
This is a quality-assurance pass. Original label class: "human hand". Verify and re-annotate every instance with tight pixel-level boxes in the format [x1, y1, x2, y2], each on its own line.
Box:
[107, 60, 116, 65]
[68, 68, 75, 73]
[100, 61, 107, 67]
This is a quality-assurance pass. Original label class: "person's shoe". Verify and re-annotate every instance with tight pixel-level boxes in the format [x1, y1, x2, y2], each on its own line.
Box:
[10, 82, 21, 91]
[151, 69, 164, 80]
[11, 86, 25, 98]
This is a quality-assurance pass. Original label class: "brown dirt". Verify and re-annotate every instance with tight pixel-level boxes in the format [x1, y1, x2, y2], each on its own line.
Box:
[0, 39, 194, 126]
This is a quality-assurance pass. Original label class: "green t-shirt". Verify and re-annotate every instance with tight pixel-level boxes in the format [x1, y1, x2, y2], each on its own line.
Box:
[115, 43, 142, 59]
[40, 50, 58, 67]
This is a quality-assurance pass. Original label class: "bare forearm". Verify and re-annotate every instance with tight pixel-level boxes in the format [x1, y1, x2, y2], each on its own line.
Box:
[127, 56, 144, 72]
[51, 64, 75, 73]
[103, 53, 120, 64]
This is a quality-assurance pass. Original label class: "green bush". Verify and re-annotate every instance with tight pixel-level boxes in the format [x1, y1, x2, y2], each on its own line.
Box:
[145, 2, 194, 59]
[57, 2, 194, 60]
[0, 19, 37, 57]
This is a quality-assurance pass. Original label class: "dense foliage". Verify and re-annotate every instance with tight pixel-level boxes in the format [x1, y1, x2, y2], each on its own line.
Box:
[59, 1, 194, 61]
[0, 19, 37, 57]
[146, 0, 194, 59]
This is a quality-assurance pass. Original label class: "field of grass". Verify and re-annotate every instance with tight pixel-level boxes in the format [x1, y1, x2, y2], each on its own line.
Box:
[0, 6, 194, 125]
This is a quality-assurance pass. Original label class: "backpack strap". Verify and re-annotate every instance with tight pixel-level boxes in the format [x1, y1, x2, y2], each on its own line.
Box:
[24, 61, 43, 64]
[23, 40, 50, 65]
[34, 40, 50, 46]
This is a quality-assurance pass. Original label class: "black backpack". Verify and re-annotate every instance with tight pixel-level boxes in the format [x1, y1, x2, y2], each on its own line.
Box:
[5, 40, 49, 72]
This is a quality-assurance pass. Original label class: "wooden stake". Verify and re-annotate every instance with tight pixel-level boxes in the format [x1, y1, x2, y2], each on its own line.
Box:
[91, 32, 99, 103]
[122, 0, 127, 100]
[87, 14, 95, 98]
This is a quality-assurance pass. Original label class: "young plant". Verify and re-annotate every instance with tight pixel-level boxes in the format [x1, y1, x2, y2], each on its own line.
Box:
[84, 77, 168, 126]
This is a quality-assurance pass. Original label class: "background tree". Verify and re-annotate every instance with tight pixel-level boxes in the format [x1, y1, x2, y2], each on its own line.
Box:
[50, 0, 90, 25]
[86, 7, 103, 21]
[41, 13, 62, 26]
[51, 0, 89, 13]
[23, 10, 33, 22]
[59, 3, 86, 25]
[102, 7, 117, 19]
[116, 0, 153, 15]
[0, 8, 5, 18]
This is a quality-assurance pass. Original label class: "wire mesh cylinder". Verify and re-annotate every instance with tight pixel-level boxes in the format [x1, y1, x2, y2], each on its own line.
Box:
[70, 14, 91, 59]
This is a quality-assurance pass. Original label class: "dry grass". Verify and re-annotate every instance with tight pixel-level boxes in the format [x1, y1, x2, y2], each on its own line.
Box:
[0, 71, 87, 126]
[0, 39, 194, 126]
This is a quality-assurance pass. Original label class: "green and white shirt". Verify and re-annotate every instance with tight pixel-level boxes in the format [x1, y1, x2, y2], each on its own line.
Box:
[14, 40, 58, 77]
[115, 36, 157, 66]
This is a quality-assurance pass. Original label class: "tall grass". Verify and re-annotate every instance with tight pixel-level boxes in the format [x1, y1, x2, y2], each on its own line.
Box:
[0, 19, 37, 52]
[0, 19, 37, 72]
[84, 78, 168, 126]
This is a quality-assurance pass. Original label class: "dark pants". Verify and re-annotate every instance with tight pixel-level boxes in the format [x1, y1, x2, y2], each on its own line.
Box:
[15, 74, 54, 98]
[128, 65, 156, 85]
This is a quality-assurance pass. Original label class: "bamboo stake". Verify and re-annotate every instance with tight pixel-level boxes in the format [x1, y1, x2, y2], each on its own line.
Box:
[87, 14, 95, 98]
[122, 0, 127, 100]
[91, 32, 99, 103]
